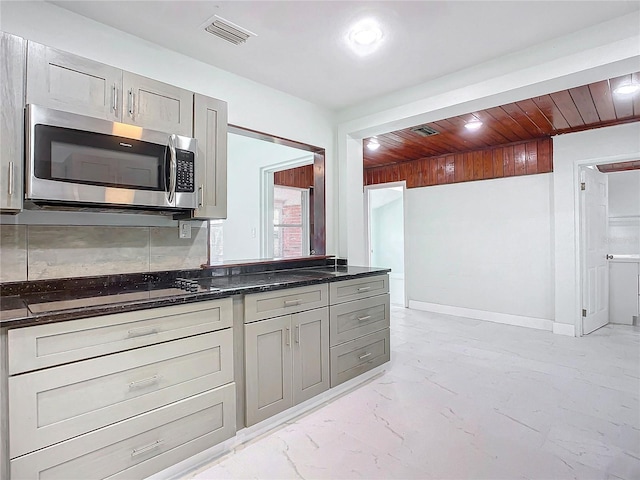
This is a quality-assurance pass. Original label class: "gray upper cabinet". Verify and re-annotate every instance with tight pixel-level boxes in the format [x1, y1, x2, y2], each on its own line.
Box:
[26, 41, 121, 121]
[26, 42, 194, 137]
[0, 32, 25, 212]
[190, 94, 228, 219]
[122, 71, 193, 137]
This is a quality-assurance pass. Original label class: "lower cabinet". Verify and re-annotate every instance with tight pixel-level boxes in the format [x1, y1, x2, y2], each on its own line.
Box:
[6, 298, 236, 480]
[328, 274, 391, 387]
[609, 261, 639, 325]
[330, 329, 390, 387]
[10, 384, 236, 480]
[244, 307, 329, 426]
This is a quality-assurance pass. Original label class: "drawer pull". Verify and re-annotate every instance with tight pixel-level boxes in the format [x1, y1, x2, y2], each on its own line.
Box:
[128, 89, 134, 116]
[111, 83, 118, 112]
[295, 325, 300, 344]
[285, 327, 290, 346]
[358, 352, 372, 360]
[357, 315, 372, 322]
[357, 286, 372, 292]
[129, 375, 161, 390]
[127, 326, 159, 338]
[284, 299, 302, 306]
[131, 439, 164, 457]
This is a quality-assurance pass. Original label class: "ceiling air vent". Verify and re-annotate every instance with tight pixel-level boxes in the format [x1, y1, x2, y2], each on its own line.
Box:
[411, 125, 439, 137]
[204, 15, 257, 45]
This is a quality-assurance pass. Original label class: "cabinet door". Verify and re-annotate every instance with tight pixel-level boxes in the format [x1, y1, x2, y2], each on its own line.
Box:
[0, 33, 25, 212]
[190, 93, 228, 219]
[122, 71, 193, 136]
[9, 330, 233, 458]
[26, 41, 121, 121]
[245, 316, 292, 426]
[292, 308, 329, 405]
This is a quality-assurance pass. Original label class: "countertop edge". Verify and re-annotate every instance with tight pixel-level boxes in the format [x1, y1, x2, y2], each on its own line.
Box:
[1, 268, 391, 329]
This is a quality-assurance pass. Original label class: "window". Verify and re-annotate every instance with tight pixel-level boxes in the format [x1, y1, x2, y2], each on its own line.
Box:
[273, 186, 309, 258]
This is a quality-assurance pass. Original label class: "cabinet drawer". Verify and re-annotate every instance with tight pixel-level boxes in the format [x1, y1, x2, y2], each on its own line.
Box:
[330, 294, 390, 346]
[9, 329, 233, 458]
[8, 298, 232, 374]
[245, 284, 328, 323]
[11, 384, 236, 480]
[329, 275, 389, 305]
[330, 328, 390, 387]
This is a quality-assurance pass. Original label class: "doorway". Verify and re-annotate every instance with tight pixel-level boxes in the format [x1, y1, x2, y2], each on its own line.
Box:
[580, 163, 640, 335]
[365, 183, 406, 306]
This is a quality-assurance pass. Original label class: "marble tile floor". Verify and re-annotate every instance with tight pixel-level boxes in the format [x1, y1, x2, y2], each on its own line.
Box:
[188, 307, 640, 480]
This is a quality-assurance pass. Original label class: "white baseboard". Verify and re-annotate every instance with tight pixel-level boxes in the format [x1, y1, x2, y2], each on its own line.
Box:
[552, 322, 576, 336]
[150, 365, 387, 480]
[408, 300, 554, 331]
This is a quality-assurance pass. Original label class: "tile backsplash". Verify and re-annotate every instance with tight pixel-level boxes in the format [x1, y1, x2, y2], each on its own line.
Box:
[0, 223, 208, 282]
[1, 225, 27, 282]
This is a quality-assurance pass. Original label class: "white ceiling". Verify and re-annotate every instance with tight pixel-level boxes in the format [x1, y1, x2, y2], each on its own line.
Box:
[50, 1, 640, 111]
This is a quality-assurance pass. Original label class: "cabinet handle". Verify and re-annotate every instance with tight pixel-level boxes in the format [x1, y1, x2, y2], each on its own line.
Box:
[127, 326, 159, 338]
[131, 439, 164, 457]
[198, 185, 204, 208]
[358, 352, 372, 360]
[357, 286, 371, 292]
[111, 83, 118, 113]
[284, 299, 302, 307]
[129, 375, 161, 390]
[295, 325, 300, 343]
[128, 90, 134, 116]
[285, 327, 290, 346]
[357, 315, 372, 322]
[8, 162, 14, 196]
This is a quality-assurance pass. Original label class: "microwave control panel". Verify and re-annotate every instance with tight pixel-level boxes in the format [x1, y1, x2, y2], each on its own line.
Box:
[176, 150, 195, 193]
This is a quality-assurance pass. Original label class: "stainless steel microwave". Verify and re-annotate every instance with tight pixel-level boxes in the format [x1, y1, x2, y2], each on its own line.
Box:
[25, 104, 198, 212]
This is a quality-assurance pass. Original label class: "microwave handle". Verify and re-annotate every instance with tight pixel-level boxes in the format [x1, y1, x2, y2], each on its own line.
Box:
[167, 135, 177, 204]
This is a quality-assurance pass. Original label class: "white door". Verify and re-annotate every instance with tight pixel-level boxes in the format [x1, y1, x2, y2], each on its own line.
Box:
[581, 166, 609, 334]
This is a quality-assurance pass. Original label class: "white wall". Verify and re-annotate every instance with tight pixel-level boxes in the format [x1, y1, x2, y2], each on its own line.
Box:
[337, 12, 640, 263]
[553, 122, 640, 333]
[406, 174, 554, 321]
[224, 134, 312, 260]
[608, 170, 640, 218]
[0, 0, 336, 252]
[608, 171, 640, 256]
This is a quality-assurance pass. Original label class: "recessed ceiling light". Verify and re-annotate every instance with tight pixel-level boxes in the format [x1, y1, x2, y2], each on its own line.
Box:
[613, 82, 640, 95]
[464, 120, 483, 131]
[367, 138, 380, 151]
[347, 19, 383, 56]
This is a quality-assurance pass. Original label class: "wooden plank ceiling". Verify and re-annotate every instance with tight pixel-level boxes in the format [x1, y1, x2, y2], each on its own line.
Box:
[363, 72, 640, 169]
[597, 160, 640, 173]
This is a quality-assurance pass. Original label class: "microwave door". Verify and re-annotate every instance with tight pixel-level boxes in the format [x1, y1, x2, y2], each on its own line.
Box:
[166, 134, 177, 207]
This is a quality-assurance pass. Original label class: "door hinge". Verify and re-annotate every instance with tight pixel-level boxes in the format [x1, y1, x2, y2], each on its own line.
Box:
[580, 182, 586, 191]
[582, 308, 587, 317]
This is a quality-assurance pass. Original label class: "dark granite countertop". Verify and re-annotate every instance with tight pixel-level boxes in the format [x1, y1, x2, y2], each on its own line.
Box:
[0, 265, 390, 329]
